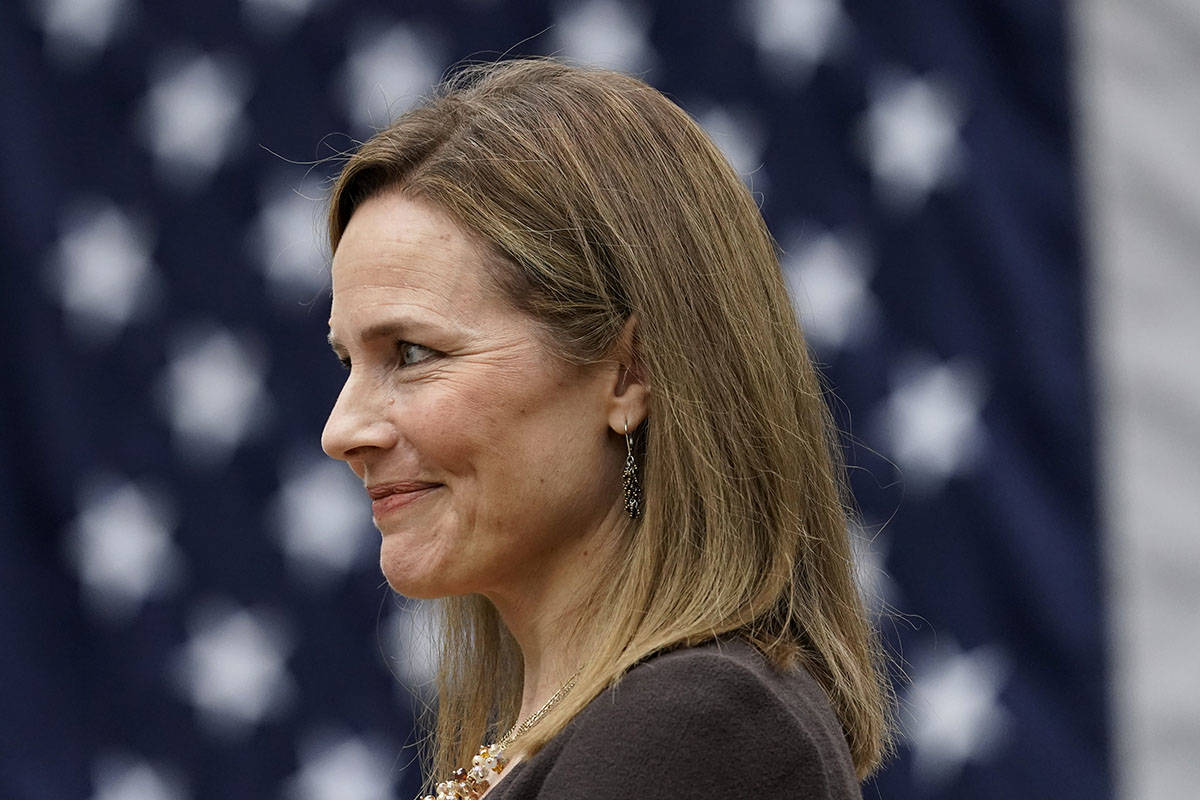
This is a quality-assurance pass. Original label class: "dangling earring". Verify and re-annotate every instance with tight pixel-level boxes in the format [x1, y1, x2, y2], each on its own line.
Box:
[622, 418, 642, 519]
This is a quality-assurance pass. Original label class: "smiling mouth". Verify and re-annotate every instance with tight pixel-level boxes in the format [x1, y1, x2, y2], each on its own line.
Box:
[369, 482, 441, 518]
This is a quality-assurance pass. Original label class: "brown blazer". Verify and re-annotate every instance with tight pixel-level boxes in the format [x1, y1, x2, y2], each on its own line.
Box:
[487, 638, 861, 799]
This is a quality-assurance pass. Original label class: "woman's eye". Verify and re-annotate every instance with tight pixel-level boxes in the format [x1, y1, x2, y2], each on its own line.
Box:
[399, 342, 435, 366]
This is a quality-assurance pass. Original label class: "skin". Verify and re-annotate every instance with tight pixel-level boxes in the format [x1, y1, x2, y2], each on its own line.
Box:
[322, 190, 647, 735]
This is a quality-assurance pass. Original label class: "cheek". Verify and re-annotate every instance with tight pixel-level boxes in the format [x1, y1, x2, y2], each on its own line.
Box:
[400, 373, 537, 476]
[493, 384, 615, 511]
[395, 360, 614, 542]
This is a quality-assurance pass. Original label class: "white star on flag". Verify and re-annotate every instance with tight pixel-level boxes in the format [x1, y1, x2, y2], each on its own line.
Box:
[875, 356, 987, 492]
[694, 103, 769, 192]
[552, 0, 656, 74]
[137, 52, 251, 191]
[172, 601, 296, 738]
[858, 72, 965, 213]
[156, 326, 272, 467]
[740, 0, 849, 82]
[338, 22, 444, 132]
[241, 0, 324, 37]
[269, 452, 375, 587]
[284, 729, 401, 800]
[384, 599, 440, 696]
[63, 476, 183, 623]
[248, 175, 330, 307]
[848, 522, 899, 617]
[30, 0, 130, 69]
[46, 197, 160, 345]
[905, 640, 1012, 786]
[89, 752, 188, 800]
[782, 229, 878, 353]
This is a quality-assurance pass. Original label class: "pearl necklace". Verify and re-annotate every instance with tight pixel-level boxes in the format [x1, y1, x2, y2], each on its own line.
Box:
[423, 671, 580, 800]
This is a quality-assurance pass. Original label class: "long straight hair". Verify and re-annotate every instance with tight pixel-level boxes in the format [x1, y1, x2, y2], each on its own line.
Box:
[328, 57, 893, 782]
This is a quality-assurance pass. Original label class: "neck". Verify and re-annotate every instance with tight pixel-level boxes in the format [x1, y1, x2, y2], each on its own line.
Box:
[487, 557, 591, 724]
[483, 505, 624, 724]
[511, 607, 584, 725]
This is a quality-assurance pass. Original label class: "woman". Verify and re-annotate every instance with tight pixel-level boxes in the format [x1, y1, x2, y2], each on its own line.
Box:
[321, 58, 892, 799]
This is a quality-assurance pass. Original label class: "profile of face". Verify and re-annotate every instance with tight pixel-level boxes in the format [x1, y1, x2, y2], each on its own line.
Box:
[322, 192, 634, 602]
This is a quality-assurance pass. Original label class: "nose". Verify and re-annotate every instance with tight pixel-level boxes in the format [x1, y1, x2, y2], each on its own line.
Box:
[321, 374, 399, 465]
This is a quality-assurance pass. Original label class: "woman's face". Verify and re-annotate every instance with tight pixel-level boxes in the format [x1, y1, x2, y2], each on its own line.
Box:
[322, 191, 626, 601]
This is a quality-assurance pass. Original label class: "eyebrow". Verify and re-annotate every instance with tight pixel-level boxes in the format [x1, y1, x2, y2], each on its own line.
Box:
[327, 319, 438, 353]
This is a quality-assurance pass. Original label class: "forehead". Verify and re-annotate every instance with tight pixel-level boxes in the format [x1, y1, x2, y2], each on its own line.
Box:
[333, 192, 490, 291]
[328, 192, 503, 330]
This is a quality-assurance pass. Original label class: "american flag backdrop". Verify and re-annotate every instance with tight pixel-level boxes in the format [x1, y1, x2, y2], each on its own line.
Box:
[3, 1, 1199, 798]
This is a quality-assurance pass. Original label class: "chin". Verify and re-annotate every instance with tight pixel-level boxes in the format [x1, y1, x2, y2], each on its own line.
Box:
[381, 570, 448, 599]
[383, 581, 444, 599]
[381, 561, 446, 599]
[379, 544, 471, 599]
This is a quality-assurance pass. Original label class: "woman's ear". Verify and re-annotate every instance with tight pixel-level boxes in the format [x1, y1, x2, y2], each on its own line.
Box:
[606, 315, 648, 432]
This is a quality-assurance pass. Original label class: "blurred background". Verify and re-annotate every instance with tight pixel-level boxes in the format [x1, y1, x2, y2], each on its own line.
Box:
[2, 0, 1197, 798]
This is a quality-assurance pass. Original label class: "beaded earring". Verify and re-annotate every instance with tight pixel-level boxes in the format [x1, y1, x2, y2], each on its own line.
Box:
[622, 419, 642, 519]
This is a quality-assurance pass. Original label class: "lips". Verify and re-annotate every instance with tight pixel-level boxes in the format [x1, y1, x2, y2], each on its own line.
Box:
[367, 481, 441, 517]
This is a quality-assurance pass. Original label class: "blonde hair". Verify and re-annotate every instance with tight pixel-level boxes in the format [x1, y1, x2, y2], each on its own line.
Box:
[328, 57, 893, 781]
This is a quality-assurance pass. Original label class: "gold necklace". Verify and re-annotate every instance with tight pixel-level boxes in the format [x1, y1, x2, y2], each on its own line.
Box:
[423, 671, 580, 800]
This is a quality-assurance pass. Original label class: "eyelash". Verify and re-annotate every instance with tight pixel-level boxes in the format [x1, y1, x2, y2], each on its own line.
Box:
[398, 341, 435, 366]
[337, 341, 435, 371]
